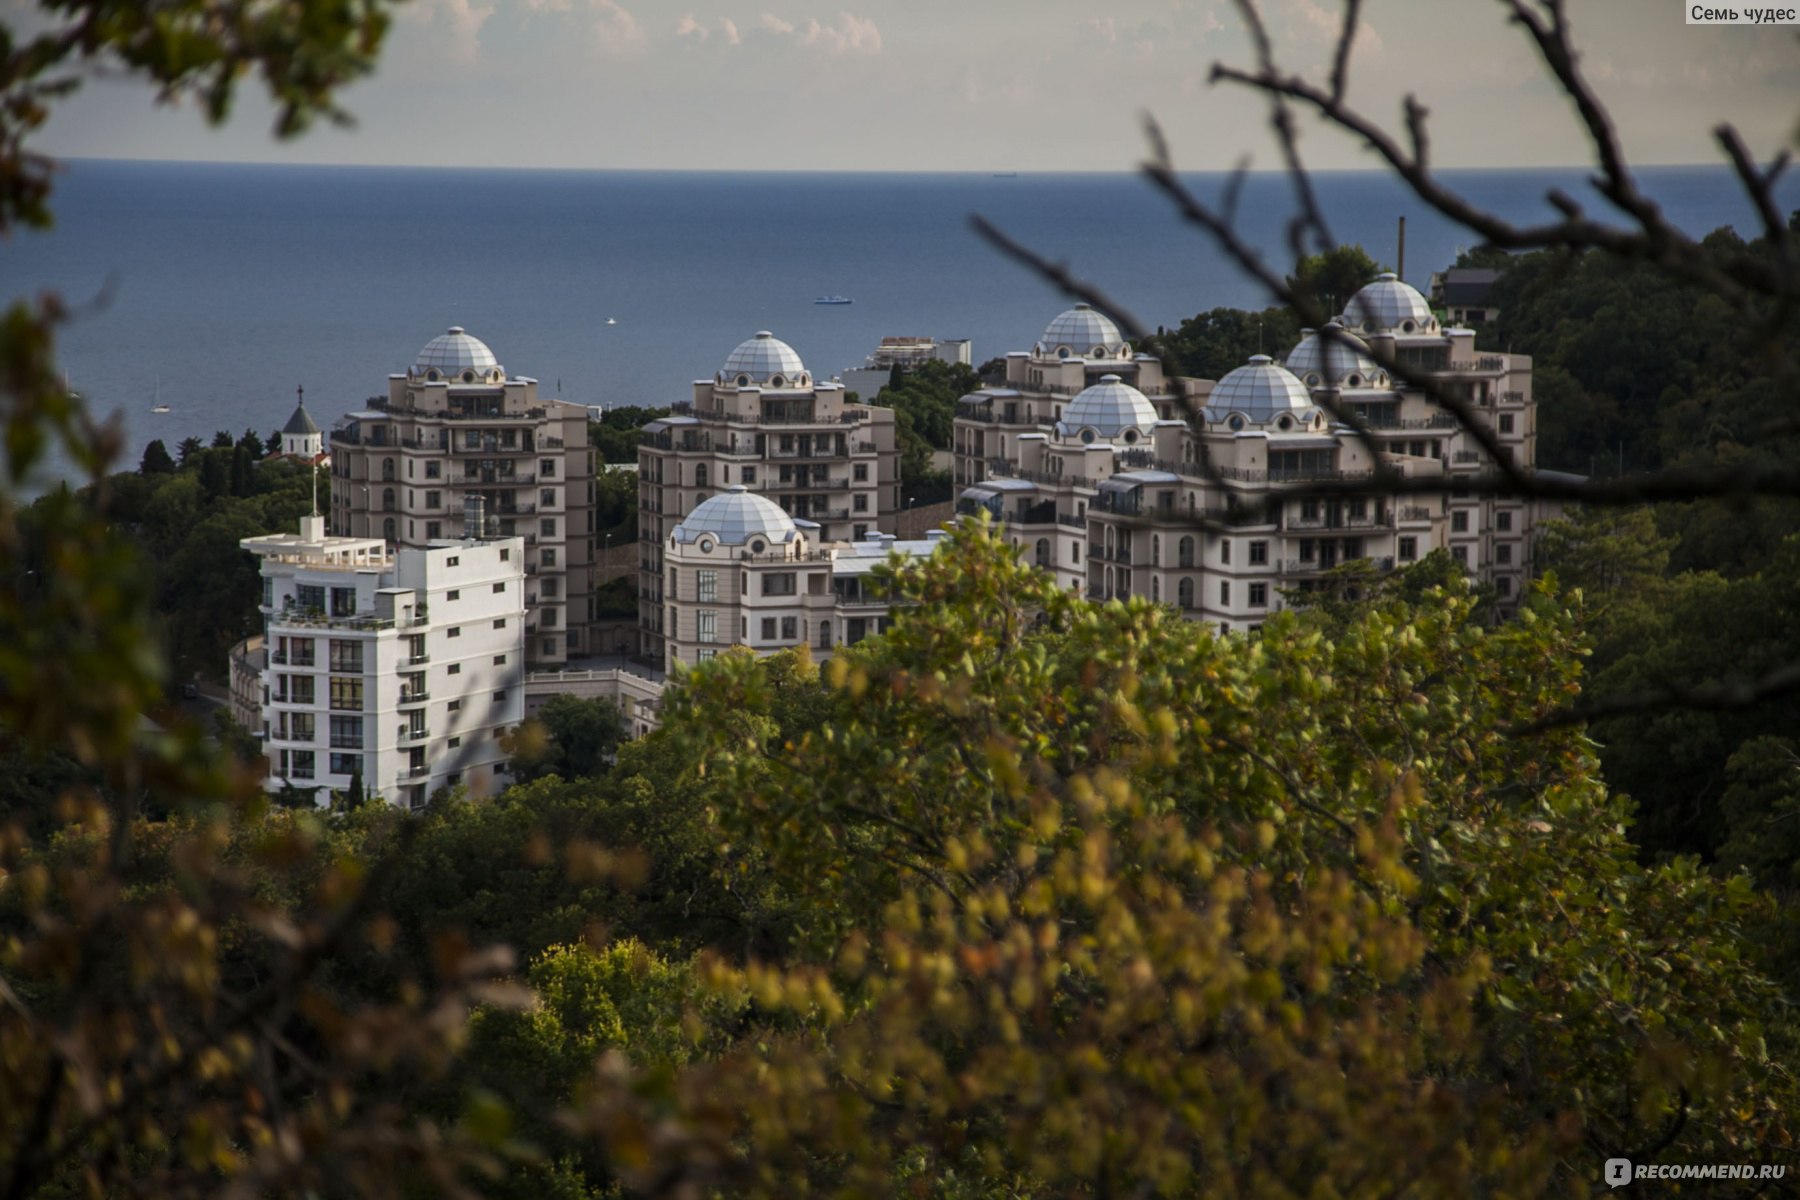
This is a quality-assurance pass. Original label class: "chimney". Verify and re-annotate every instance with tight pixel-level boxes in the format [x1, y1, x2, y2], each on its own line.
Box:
[1397, 215, 1407, 282]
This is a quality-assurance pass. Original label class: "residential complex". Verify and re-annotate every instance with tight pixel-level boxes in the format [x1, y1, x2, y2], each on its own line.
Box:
[840, 334, 973, 402]
[658, 486, 941, 670]
[637, 330, 902, 666]
[328, 327, 595, 667]
[241, 512, 527, 809]
[955, 278, 1554, 630]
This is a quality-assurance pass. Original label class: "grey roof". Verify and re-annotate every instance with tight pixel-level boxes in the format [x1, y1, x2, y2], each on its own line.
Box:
[672, 485, 799, 546]
[1342, 274, 1438, 336]
[281, 402, 321, 436]
[1285, 322, 1390, 390]
[414, 326, 503, 378]
[1440, 268, 1502, 307]
[1037, 304, 1128, 358]
[1055, 375, 1158, 439]
[1205, 356, 1316, 425]
[721, 331, 808, 386]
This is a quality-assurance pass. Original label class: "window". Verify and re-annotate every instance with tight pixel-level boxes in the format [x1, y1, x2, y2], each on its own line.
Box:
[1496, 511, 1513, 532]
[762, 573, 796, 597]
[1299, 539, 1316, 563]
[1072, 542, 1080, 564]
[742, 466, 757, 484]
[426, 460, 441, 479]
[1249, 582, 1268, 607]
[541, 489, 556, 507]
[448, 699, 461, 712]
[446, 589, 460, 602]
[329, 752, 361, 777]
[1219, 580, 1231, 605]
[330, 587, 356, 617]
[427, 521, 442, 539]
[448, 736, 461, 748]
[1248, 540, 1268, 566]
[1151, 536, 1161, 567]
[694, 463, 708, 488]
[1177, 577, 1193, 609]
[291, 751, 315, 781]
[291, 713, 315, 742]
[1496, 576, 1513, 596]
[697, 611, 717, 643]
[781, 616, 797, 640]
[542, 578, 558, 598]
[1452, 545, 1468, 565]
[1499, 414, 1515, 434]
[761, 618, 777, 640]
[1497, 544, 1513, 565]
[494, 618, 507, 629]
[493, 653, 507, 666]
[328, 676, 361, 711]
[426, 490, 441, 509]
[542, 610, 557, 627]
[541, 518, 556, 537]
[328, 640, 362, 672]
[542, 548, 557, 567]
[853, 524, 868, 540]
[1451, 510, 1469, 533]
[447, 626, 461, 638]
[1035, 538, 1051, 567]
[500, 548, 510, 562]
[698, 570, 718, 602]
[853, 494, 867, 512]
[291, 675, 315, 705]
[448, 663, 461, 675]
[854, 463, 868, 482]
[540, 458, 557, 478]
[447, 556, 460, 567]
[329, 716, 363, 749]
[542, 638, 557, 656]
[295, 584, 325, 613]
[1178, 536, 1195, 568]
[1399, 535, 1418, 561]
[1221, 539, 1231, 565]
[1301, 499, 1320, 522]
[493, 690, 508, 704]
[381, 487, 396, 512]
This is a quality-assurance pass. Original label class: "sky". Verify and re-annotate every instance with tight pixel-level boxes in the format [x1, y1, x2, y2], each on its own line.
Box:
[17, 0, 1800, 173]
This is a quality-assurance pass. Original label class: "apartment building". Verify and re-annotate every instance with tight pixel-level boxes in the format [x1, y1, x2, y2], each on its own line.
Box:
[637, 330, 901, 665]
[956, 276, 1556, 629]
[328, 326, 595, 667]
[658, 485, 940, 670]
[242, 512, 527, 809]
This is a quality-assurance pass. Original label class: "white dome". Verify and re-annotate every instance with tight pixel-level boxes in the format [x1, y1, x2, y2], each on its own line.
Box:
[672, 485, 800, 547]
[720, 331, 808, 387]
[1342, 273, 1438, 336]
[413, 326, 503, 380]
[1206, 356, 1316, 425]
[1036, 304, 1127, 359]
[1285, 322, 1389, 390]
[1055, 375, 1158, 440]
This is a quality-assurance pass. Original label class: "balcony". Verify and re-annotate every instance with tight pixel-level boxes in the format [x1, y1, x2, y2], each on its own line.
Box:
[398, 688, 430, 706]
[270, 607, 396, 633]
[407, 651, 431, 666]
[397, 765, 430, 784]
[400, 726, 431, 744]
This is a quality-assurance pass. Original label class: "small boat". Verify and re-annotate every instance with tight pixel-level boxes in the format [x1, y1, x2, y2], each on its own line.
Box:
[152, 404, 171, 414]
[151, 377, 168, 413]
[814, 295, 853, 305]
[606, 317, 617, 325]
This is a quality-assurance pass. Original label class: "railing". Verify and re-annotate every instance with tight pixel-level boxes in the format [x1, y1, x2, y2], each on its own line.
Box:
[1399, 506, 1434, 522]
[495, 501, 538, 515]
[739, 549, 836, 564]
[1284, 511, 1391, 531]
[1358, 415, 1459, 431]
[397, 766, 430, 784]
[1211, 466, 1377, 484]
[271, 610, 396, 633]
[1281, 556, 1396, 575]
[1501, 391, 1525, 403]
[400, 726, 431, 743]
[407, 651, 430, 666]
[989, 464, 1101, 489]
[398, 688, 430, 706]
[1056, 511, 1087, 529]
[1452, 450, 1484, 464]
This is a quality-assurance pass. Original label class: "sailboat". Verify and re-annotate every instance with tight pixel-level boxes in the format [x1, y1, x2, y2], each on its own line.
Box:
[151, 378, 169, 414]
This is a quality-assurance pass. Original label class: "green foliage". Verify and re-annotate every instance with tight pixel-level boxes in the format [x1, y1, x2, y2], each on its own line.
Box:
[588, 406, 669, 464]
[1157, 305, 1300, 379]
[508, 695, 628, 784]
[138, 437, 175, 474]
[868, 358, 979, 486]
[593, 464, 636, 543]
[1287, 243, 1386, 317]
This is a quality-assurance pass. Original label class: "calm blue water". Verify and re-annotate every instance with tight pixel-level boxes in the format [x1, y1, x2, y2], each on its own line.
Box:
[5, 159, 1794, 468]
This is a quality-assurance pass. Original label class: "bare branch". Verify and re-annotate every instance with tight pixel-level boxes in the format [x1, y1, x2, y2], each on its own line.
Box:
[1328, 0, 1362, 106]
[1510, 662, 1800, 736]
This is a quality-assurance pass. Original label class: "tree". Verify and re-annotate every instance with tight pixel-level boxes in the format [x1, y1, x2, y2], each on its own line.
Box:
[240, 428, 266, 457]
[1286, 243, 1386, 315]
[1160, 304, 1301, 379]
[230, 440, 256, 496]
[177, 434, 204, 465]
[507, 695, 627, 783]
[211, 429, 234, 448]
[138, 437, 175, 474]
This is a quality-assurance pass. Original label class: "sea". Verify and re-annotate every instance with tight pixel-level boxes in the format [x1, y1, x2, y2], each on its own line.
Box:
[5, 159, 1796, 474]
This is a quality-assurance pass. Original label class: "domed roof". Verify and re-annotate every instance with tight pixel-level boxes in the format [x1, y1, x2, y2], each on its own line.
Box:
[1342, 273, 1438, 336]
[672, 485, 800, 547]
[1206, 356, 1316, 424]
[721, 331, 808, 387]
[413, 326, 502, 379]
[281, 400, 321, 436]
[1285, 322, 1389, 389]
[1036, 304, 1127, 358]
[1054, 375, 1158, 440]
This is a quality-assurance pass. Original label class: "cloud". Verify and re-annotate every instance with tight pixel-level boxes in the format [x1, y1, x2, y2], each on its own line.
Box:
[400, 0, 496, 62]
[591, 0, 646, 54]
[677, 13, 743, 45]
[757, 10, 882, 54]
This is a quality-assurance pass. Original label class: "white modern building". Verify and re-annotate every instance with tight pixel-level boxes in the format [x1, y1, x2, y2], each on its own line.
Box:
[840, 335, 974, 402]
[242, 512, 527, 809]
[659, 485, 942, 669]
[955, 278, 1558, 629]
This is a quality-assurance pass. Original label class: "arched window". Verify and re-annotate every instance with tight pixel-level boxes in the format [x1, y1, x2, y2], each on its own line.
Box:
[816, 620, 832, 649]
[1178, 536, 1195, 568]
[1035, 538, 1051, 568]
[1152, 577, 1160, 602]
[382, 517, 396, 544]
[1177, 577, 1194, 610]
[1106, 526, 1115, 556]
[381, 487, 396, 512]
[1152, 535, 1161, 566]
[382, 458, 396, 482]
[695, 463, 708, 488]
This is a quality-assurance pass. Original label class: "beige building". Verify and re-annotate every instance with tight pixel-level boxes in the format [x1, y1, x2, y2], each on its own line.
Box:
[637, 331, 901, 666]
[657, 485, 938, 670]
[956, 278, 1556, 629]
[328, 327, 596, 667]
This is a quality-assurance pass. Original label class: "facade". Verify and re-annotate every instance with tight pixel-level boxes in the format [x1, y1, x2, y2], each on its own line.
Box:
[242, 513, 527, 809]
[637, 331, 902, 666]
[274, 392, 327, 464]
[328, 327, 595, 668]
[657, 485, 940, 670]
[1428, 267, 1504, 327]
[955, 277, 1553, 630]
